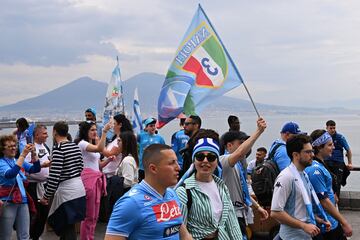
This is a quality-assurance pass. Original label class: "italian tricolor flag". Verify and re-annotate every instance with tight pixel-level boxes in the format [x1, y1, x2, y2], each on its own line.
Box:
[183, 36, 227, 88]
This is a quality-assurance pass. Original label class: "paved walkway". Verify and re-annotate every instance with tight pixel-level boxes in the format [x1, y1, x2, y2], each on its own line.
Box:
[11, 210, 359, 240]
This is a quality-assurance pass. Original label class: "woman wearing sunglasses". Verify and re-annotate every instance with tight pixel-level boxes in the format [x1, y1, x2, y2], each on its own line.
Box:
[176, 137, 243, 240]
[0, 135, 41, 239]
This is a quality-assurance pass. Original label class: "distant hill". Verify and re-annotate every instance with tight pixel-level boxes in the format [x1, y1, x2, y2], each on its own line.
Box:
[0, 72, 357, 119]
[0, 76, 106, 111]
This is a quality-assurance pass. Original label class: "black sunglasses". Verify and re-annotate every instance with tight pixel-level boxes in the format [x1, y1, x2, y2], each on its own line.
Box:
[194, 152, 218, 162]
[184, 122, 194, 126]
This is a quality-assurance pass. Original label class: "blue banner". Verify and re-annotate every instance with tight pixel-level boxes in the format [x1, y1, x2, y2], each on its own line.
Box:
[157, 4, 244, 128]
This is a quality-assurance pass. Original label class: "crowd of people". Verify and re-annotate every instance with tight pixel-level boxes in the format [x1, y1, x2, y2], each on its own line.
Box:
[0, 109, 354, 240]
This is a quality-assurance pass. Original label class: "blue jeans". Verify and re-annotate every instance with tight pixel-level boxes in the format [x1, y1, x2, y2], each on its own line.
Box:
[0, 202, 30, 240]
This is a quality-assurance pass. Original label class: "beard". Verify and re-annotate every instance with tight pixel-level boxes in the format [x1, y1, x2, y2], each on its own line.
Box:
[299, 158, 312, 168]
[184, 129, 192, 136]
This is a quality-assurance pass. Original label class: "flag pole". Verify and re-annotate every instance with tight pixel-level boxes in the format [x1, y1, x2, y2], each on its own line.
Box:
[117, 56, 125, 114]
[240, 82, 260, 117]
[198, 4, 260, 118]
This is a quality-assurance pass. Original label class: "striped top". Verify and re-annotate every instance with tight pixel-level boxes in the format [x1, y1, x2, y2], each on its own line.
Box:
[176, 174, 243, 240]
[44, 141, 84, 199]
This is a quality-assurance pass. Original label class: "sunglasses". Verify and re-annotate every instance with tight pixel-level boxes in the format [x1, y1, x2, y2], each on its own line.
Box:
[184, 122, 194, 126]
[194, 152, 218, 162]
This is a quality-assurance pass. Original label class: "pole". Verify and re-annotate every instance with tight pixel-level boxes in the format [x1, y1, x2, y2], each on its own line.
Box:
[241, 81, 260, 117]
[117, 56, 125, 114]
[198, 4, 260, 118]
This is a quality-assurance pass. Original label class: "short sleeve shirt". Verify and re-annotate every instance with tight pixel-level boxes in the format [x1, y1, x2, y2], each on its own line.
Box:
[106, 180, 183, 240]
[102, 138, 122, 177]
[305, 160, 338, 232]
[25, 143, 50, 182]
[271, 164, 312, 240]
[219, 155, 245, 217]
[247, 159, 256, 175]
[327, 133, 350, 162]
[269, 140, 290, 171]
[138, 131, 165, 170]
[78, 140, 100, 171]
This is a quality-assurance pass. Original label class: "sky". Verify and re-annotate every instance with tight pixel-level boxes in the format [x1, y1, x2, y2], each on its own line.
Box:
[1, 0, 360, 108]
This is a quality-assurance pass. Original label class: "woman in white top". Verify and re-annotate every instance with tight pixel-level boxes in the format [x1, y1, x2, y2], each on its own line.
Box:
[100, 114, 133, 220]
[116, 131, 139, 190]
[75, 120, 112, 240]
[102, 114, 134, 178]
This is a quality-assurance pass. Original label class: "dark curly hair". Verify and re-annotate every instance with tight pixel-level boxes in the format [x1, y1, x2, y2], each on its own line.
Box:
[75, 121, 96, 144]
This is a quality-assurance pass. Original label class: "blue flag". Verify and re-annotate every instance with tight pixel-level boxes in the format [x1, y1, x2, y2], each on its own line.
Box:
[157, 4, 244, 128]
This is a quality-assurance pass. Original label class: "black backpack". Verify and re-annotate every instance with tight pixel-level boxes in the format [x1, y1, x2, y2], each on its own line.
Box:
[251, 143, 284, 207]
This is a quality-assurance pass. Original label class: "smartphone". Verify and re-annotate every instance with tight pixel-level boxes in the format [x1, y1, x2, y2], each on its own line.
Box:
[26, 135, 33, 144]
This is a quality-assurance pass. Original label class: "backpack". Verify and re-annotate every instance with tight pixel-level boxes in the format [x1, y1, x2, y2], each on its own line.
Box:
[251, 143, 284, 206]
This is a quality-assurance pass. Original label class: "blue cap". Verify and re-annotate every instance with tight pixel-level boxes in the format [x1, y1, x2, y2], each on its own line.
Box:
[85, 107, 96, 116]
[281, 122, 305, 134]
[144, 117, 156, 127]
[192, 138, 220, 162]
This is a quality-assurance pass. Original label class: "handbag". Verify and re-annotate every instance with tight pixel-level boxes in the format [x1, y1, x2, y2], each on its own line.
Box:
[0, 184, 16, 217]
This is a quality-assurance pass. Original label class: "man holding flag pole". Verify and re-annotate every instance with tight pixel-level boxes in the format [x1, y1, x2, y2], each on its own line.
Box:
[157, 4, 269, 239]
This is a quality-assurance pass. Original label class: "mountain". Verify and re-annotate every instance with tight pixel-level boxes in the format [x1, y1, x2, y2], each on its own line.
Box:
[0, 73, 357, 119]
[0, 76, 106, 110]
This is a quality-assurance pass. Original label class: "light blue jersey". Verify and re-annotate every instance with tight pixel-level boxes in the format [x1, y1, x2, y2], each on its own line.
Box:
[137, 131, 165, 170]
[269, 139, 289, 171]
[106, 181, 183, 240]
[171, 130, 189, 169]
[305, 160, 338, 232]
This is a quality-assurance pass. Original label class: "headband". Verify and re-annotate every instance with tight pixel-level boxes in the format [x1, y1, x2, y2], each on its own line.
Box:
[312, 132, 332, 147]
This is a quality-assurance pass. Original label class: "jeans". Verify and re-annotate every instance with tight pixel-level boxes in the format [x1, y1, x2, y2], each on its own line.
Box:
[0, 202, 30, 240]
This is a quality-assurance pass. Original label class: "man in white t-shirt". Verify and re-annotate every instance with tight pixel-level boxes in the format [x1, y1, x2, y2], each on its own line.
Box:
[25, 124, 51, 240]
[270, 134, 327, 240]
[220, 118, 268, 239]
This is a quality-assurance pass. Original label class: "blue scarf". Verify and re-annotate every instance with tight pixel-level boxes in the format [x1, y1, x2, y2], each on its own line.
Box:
[235, 162, 252, 207]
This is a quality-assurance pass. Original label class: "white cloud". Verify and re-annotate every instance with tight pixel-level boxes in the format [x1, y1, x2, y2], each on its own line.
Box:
[1, 0, 360, 107]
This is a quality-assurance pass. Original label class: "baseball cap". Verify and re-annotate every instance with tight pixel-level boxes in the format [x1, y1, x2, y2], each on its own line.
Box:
[144, 117, 156, 127]
[85, 107, 96, 116]
[281, 122, 305, 134]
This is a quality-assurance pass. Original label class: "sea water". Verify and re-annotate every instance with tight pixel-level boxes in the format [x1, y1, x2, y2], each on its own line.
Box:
[1, 113, 359, 190]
